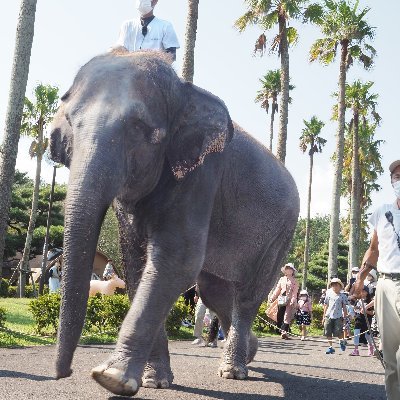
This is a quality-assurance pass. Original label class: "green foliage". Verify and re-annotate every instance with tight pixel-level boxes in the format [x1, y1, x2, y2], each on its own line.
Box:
[8, 286, 17, 298]
[0, 306, 6, 327]
[0, 279, 9, 298]
[97, 208, 122, 274]
[84, 294, 130, 333]
[166, 296, 191, 335]
[29, 293, 61, 334]
[5, 170, 66, 259]
[253, 301, 273, 332]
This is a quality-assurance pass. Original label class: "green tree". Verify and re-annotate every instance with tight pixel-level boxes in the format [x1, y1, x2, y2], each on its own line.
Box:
[182, 0, 200, 83]
[97, 208, 122, 275]
[0, 0, 38, 278]
[339, 81, 380, 275]
[299, 116, 326, 289]
[255, 70, 294, 151]
[310, 0, 376, 281]
[235, 0, 321, 164]
[18, 84, 59, 297]
[5, 171, 66, 261]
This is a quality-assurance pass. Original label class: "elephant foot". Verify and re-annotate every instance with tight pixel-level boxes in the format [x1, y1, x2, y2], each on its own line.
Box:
[91, 364, 139, 397]
[142, 362, 174, 389]
[218, 363, 248, 380]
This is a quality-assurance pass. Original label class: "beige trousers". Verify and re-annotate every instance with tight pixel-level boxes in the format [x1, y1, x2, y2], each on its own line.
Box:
[375, 277, 400, 400]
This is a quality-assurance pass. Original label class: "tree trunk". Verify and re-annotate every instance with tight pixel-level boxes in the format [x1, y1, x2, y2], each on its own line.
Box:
[348, 111, 361, 277]
[19, 125, 43, 297]
[39, 165, 57, 295]
[327, 40, 348, 284]
[269, 105, 276, 152]
[302, 152, 314, 290]
[276, 15, 289, 164]
[0, 0, 37, 279]
[181, 0, 199, 83]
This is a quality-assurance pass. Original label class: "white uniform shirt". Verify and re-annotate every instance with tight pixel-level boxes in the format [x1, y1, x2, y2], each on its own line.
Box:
[116, 17, 180, 52]
[369, 202, 400, 273]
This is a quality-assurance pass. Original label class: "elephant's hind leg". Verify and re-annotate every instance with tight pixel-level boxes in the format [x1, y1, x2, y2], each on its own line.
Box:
[197, 272, 253, 380]
[142, 326, 174, 389]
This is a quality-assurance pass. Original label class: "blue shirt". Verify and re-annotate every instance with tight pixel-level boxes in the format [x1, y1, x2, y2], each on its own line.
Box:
[324, 291, 348, 319]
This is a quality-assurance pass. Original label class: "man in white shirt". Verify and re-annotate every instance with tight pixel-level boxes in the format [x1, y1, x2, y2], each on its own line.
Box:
[355, 160, 400, 400]
[116, 0, 180, 61]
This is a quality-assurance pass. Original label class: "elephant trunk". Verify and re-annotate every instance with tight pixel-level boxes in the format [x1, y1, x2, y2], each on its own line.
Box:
[55, 157, 118, 379]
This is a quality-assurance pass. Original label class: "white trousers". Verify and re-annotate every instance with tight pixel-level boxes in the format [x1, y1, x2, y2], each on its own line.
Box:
[375, 277, 400, 400]
[193, 298, 215, 338]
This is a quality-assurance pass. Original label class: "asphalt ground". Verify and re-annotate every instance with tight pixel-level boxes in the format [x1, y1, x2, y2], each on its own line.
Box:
[0, 336, 386, 400]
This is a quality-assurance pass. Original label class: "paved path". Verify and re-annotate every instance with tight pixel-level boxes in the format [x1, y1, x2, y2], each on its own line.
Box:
[0, 337, 386, 399]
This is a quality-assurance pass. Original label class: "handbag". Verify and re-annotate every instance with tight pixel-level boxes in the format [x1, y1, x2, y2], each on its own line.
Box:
[277, 280, 288, 307]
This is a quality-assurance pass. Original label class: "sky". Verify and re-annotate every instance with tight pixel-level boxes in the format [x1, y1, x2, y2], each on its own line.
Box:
[0, 0, 399, 219]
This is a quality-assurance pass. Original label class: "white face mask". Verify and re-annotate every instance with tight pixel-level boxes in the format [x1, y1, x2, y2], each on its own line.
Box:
[136, 0, 153, 16]
[352, 273, 357, 279]
[393, 180, 400, 199]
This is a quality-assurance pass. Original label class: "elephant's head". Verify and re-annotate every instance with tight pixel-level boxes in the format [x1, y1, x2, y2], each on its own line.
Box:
[50, 49, 233, 378]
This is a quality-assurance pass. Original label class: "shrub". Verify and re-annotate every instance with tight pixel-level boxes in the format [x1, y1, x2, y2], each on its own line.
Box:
[83, 294, 130, 333]
[8, 286, 17, 298]
[253, 301, 269, 332]
[29, 293, 61, 334]
[0, 306, 7, 327]
[0, 279, 9, 297]
[24, 285, 37, 298]
[311, 303, 324, 330]
[166, 296, 191, 335]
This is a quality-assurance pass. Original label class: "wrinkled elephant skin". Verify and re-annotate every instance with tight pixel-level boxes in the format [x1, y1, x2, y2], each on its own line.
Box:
[50, 48, 299, 397]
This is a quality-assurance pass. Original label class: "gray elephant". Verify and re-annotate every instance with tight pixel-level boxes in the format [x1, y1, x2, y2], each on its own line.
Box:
[50, 48, 299, 397]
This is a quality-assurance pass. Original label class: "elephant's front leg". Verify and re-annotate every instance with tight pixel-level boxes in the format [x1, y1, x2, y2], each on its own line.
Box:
[91, 239, 206, 396]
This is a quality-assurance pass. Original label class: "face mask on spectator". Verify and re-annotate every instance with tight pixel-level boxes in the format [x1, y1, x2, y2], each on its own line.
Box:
[393, 180, 400, 199]
[136, 0, 153, 16]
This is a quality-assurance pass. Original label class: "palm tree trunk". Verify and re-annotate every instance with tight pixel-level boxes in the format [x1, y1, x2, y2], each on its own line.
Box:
[303, 151, 314, 290]
[181, 0, 199, 83]
[276, 15, 289, 164]
[349, 112, 361, 276]
[19, 126, 43, 297]
[327, 40, 348, 284]
[0, 0, 37, 279]
[269, 105, 276, 151]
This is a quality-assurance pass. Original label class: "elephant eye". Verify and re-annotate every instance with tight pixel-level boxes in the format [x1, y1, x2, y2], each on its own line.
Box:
[133, 119, 151, 135]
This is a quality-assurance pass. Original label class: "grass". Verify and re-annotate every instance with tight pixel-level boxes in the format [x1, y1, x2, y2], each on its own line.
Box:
[0, 298, 323, 348]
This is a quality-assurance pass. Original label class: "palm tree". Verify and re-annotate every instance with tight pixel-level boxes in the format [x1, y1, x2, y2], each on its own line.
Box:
[299, 116, 326, 289]
[18, 84, 59, 297]
[255, 70, 295, 152]
[235, 0, 321, 164]
[340, 81, 380, 275]
[309, 0, 375, 281]
[182, 0, 200, 83]
[0, 0, 38, 279]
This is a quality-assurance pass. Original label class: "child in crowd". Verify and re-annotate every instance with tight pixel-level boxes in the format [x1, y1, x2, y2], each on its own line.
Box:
[350, 286, 374, 356]
[296, 289, 312, 340]
[344, 296, 355, 340]
[322, 278, 348, 354]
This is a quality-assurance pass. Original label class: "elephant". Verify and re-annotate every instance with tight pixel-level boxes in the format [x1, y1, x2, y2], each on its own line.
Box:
[49, 47, 299, 397]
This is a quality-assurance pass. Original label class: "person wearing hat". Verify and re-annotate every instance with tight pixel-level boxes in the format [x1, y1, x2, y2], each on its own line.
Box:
[296, 289, 312, 340]
[322, 278, 348, 354]
[354, 160, 400, 400]
[345, 266, 359, 294]
[269, 263, 299, 339]
[115, 0, 180, 61]
[364, 268, 378, 297]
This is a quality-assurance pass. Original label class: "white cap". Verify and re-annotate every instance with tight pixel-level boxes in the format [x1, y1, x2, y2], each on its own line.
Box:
[299, 289, 308, 296]
[281, 263, 297, 274]
[329, 278, 344, 288]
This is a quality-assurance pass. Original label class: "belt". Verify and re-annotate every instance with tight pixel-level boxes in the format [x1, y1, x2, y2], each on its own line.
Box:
[380, 273, 400, 281]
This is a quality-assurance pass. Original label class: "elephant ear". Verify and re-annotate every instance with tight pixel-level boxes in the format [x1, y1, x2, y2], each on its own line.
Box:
[167, 83, 234, 180]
